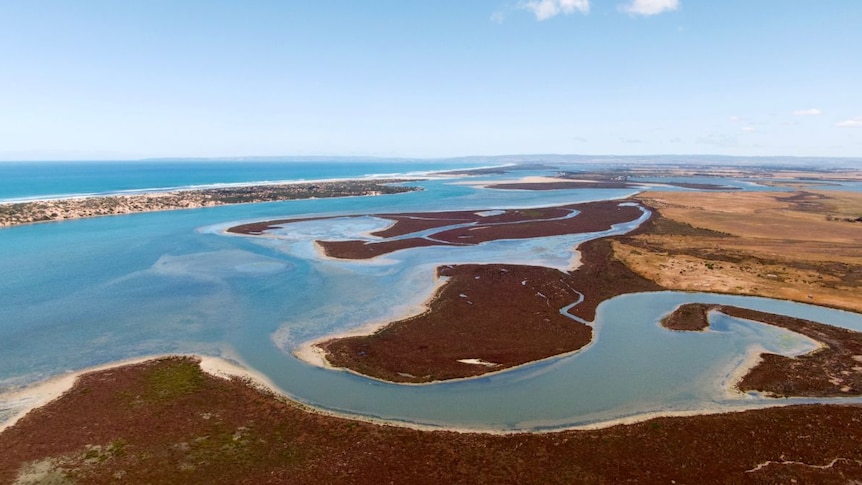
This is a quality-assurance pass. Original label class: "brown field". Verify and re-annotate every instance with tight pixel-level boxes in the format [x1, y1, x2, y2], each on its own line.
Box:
[614, 190, 862, 313]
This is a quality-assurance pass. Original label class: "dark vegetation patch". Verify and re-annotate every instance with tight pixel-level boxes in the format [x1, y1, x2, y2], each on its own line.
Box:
[659, 305, 862, 398]
[4, 357, 862, 484]
[318, 237, 662, 383]
[660, 303, 711, 331]
[436, 163, 554, 176]
[316, 201, 643, 260]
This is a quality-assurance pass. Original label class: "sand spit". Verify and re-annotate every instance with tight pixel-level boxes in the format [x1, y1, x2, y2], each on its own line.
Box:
[0, 179, 418, 227]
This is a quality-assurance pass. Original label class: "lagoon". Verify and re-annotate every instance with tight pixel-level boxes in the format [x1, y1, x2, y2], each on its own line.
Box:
[1, 162, 861, 431]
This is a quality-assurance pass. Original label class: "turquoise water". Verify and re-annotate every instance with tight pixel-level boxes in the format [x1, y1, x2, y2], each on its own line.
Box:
[1, 161, 861, 431]
[0, 159, 486, 201]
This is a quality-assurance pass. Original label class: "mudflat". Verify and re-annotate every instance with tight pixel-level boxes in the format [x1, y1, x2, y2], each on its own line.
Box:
[235, 200, 656, 382]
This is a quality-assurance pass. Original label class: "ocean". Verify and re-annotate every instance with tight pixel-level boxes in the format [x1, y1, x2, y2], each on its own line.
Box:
[1, 159, 861, 431]
[0, 159, 486, 202]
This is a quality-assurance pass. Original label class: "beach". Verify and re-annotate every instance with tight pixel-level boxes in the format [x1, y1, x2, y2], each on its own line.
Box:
[0, 179, 418, 227]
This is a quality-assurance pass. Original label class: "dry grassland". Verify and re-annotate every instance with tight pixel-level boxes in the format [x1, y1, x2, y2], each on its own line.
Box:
[614, 190, 862, 313]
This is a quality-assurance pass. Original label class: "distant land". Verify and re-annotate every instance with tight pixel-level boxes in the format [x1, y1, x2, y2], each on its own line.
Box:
[132, 154, 862, 168]
[2, 159, 862, 484]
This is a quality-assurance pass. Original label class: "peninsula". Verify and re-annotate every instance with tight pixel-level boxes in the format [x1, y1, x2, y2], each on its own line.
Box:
[0, 179, 418, 227]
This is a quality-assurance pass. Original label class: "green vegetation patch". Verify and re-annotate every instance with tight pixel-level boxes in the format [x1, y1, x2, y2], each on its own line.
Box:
[117, 357, 207, 408]
[142, 359, 206, 402]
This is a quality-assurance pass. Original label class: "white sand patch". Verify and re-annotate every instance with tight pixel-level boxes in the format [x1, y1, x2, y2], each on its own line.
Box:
[721, 345, 767, 398]
[292, 343, 333, 369]
[457, 359, 499, 367]
[474, 210, 505, 217]
[448, 175, 562, 188]
[198, 355, 280, 394]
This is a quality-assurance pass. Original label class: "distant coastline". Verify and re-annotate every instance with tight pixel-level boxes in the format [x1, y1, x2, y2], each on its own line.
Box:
[0, 179, 419, 228]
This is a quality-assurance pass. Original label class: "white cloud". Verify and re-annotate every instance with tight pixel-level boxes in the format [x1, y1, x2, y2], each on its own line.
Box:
[490, 11, 505, 24]
[793, 108, 822, 116]
[619, 0, 679, 16]
[741, 126, 757, 133]
[836, 118, 862, 128]
[728, 116, 740, 122]
[521, 0, 589, 21]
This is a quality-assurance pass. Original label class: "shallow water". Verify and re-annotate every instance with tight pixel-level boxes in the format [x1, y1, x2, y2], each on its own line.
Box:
[2, 164, 861, 431]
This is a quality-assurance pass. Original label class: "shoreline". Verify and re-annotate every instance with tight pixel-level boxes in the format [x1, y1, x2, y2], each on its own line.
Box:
[0, 353, 281, 434]
[6, 357, 862, 483]
[0, 352, 827, 437]
[0, 178, 420, 228]
[0, 355, 163, 434]
[1, 172, 440, 205]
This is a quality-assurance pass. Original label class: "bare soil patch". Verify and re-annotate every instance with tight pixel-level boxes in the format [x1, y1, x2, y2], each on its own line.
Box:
[613, 190, 862, 313]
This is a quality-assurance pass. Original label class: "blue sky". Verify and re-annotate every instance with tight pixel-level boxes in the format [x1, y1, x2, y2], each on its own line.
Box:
[1, 0, 860, 160]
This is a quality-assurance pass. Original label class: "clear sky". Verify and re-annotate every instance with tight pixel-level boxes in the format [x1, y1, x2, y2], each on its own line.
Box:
[1, 1, 860, 160]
